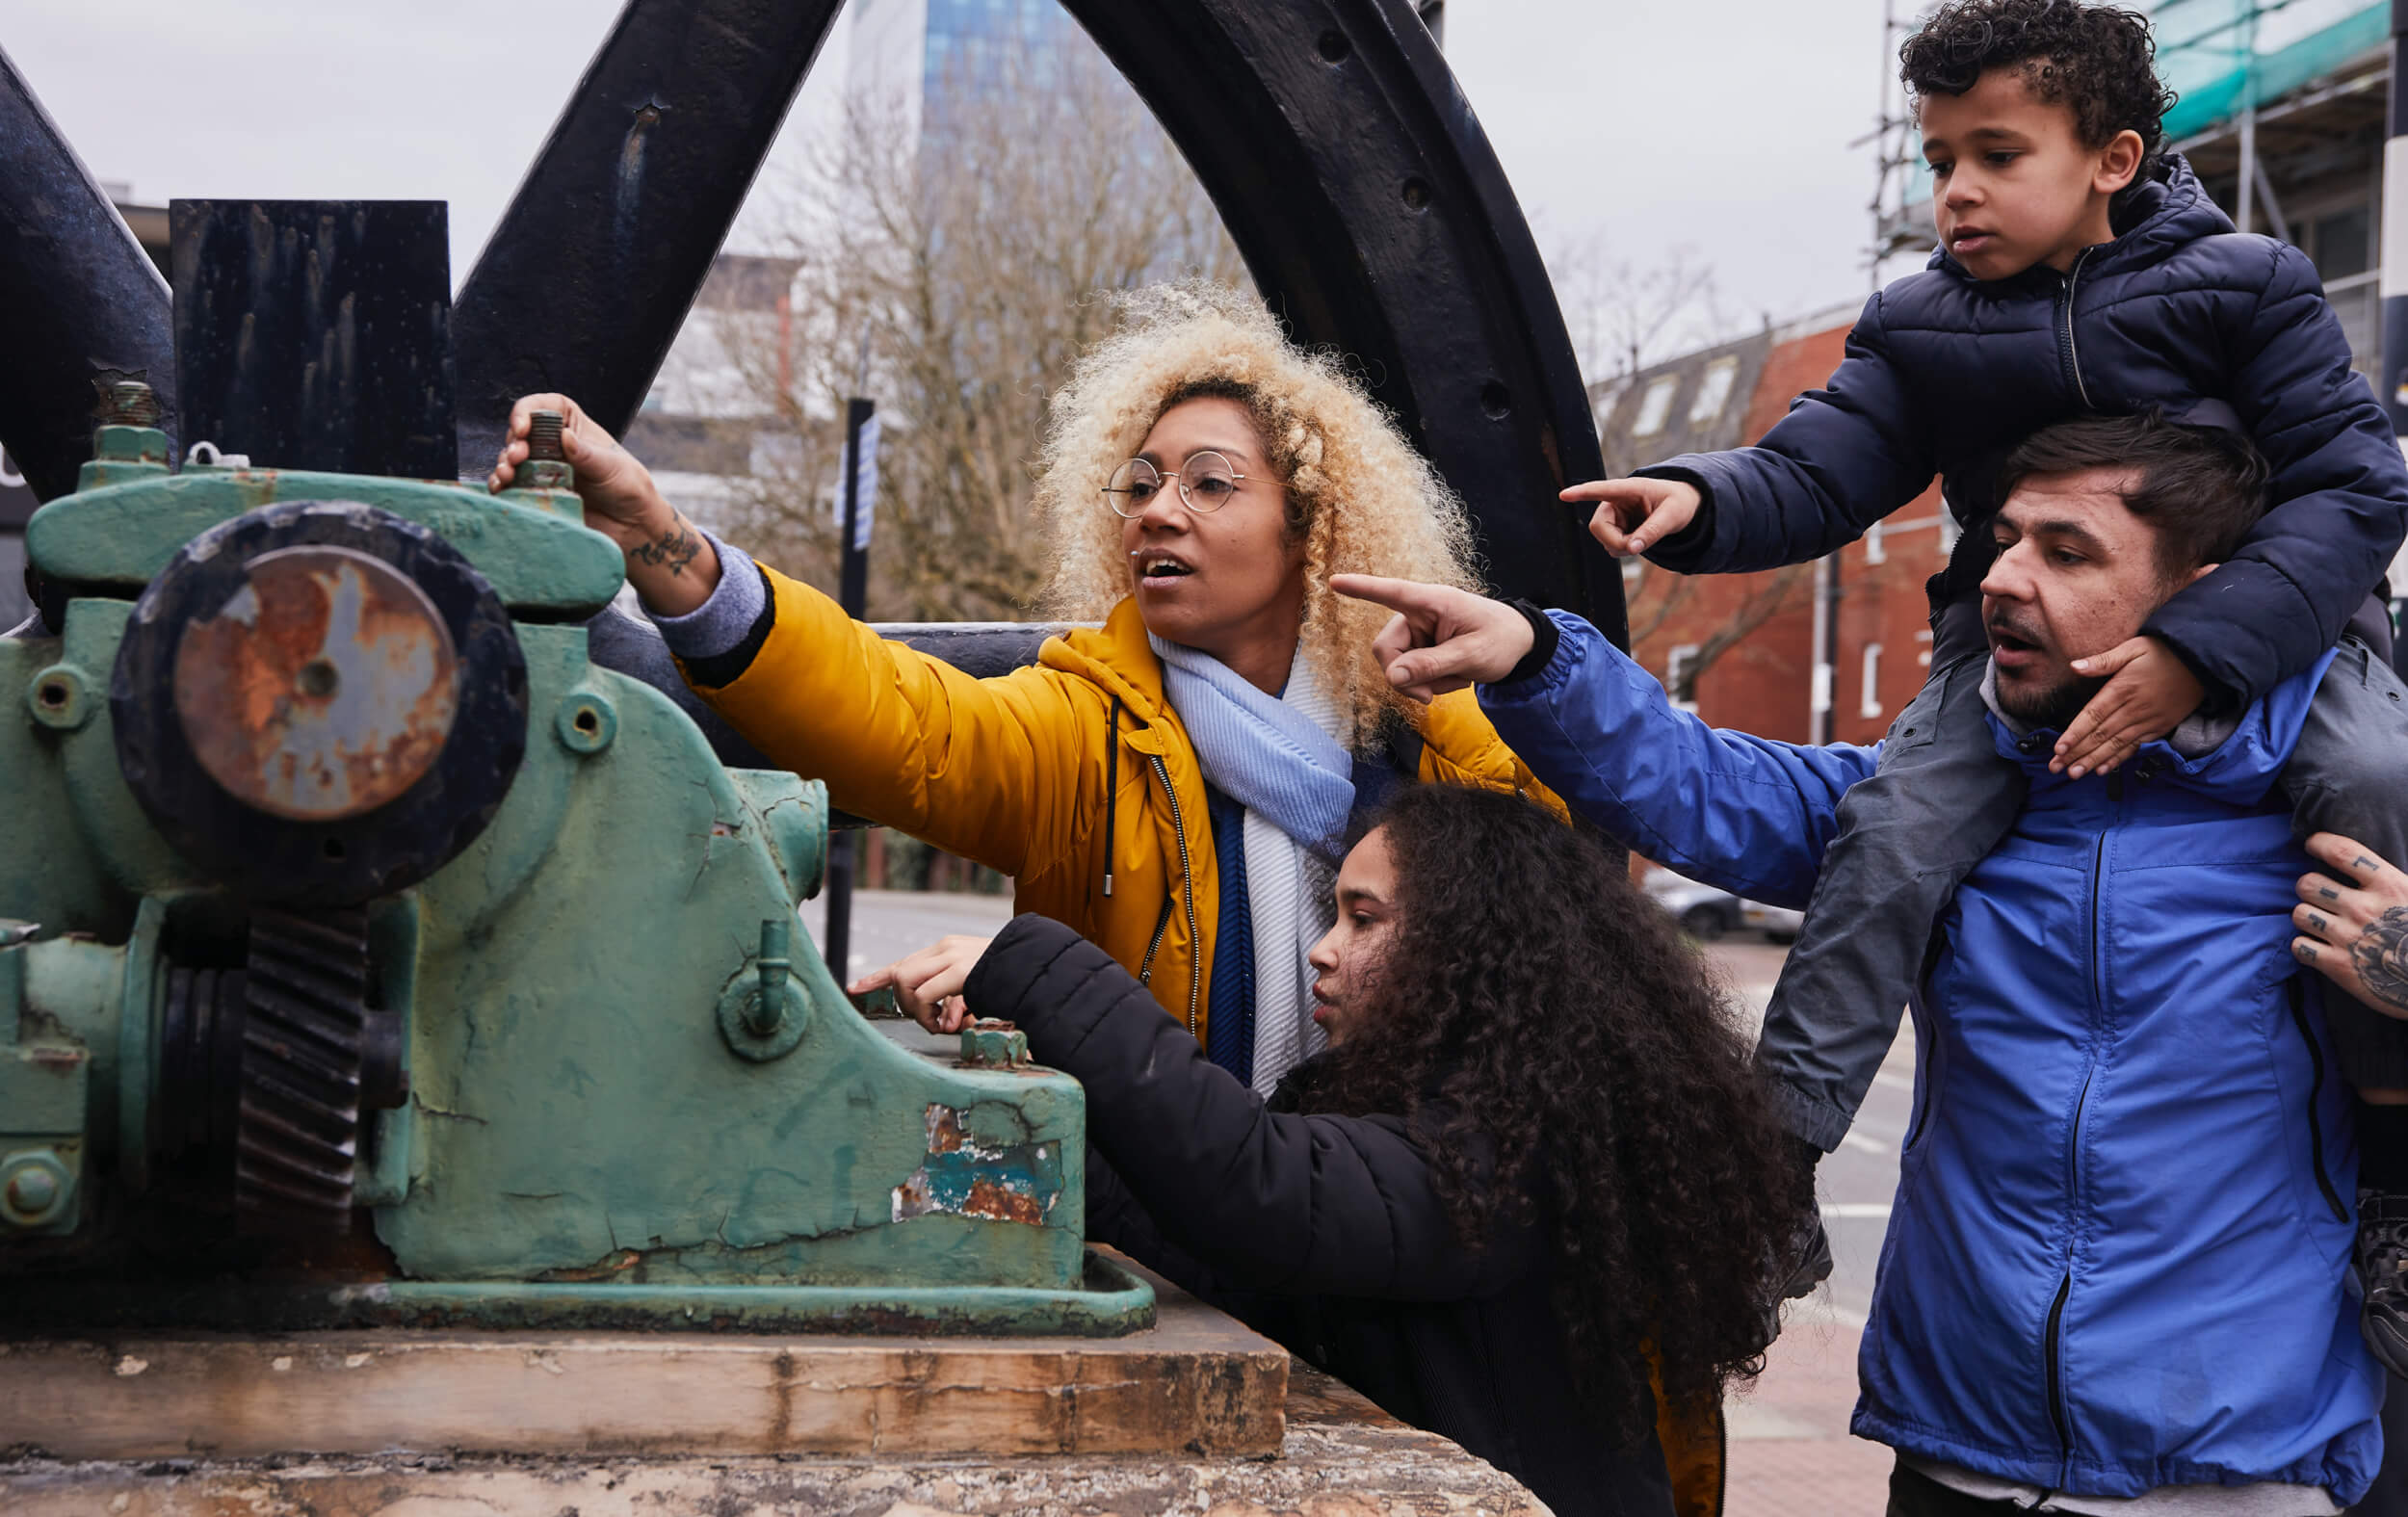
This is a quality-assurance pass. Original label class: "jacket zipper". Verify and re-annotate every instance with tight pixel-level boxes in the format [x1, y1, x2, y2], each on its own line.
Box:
[2055, 248, 2096, 410]
[1103, 698, 1121, 898]
[2046, 815, 2112, 1485]
[2287, 981, 2349, 1224]
[1146, 753, 1204, 1036]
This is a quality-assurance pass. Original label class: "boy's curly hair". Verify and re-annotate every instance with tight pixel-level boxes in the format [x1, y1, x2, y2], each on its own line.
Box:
[1901, 0, 2177, 163]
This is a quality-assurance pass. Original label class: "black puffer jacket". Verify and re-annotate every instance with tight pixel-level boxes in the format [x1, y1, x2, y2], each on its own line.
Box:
[964, 913, 1676, 1517]
[1641, 154, 2408, 709]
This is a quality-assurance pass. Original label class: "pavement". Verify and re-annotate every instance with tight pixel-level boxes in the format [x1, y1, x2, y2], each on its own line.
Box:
[1707, 938, 1904, 1516]
[806, 893, 1901, 1514]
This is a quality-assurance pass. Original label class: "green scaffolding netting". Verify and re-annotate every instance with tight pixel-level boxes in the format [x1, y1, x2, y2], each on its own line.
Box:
[2152, 0, 2386, 142]
[1895, 1, 2385, 216]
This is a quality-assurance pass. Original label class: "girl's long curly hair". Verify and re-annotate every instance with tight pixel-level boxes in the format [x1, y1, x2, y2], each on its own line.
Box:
[1290, 785, 1804, 1438]
[1033, 282, 1479, 749]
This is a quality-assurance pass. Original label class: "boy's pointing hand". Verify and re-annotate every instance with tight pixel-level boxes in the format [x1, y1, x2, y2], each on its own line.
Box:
[1329, 575, 1532, 702]
[1562, 476, 1701, 557]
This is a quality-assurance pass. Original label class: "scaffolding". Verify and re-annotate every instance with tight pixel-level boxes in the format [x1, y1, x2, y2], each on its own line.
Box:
[1869, 0, 2389, 266]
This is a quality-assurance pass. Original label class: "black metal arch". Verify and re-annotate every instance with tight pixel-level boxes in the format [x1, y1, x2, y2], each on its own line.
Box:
[0, 0, 1621, 639]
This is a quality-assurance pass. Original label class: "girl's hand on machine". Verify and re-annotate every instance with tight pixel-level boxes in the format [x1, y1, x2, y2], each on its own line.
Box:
[850, 935, 997, 1034]
[491, 393, 721, 615]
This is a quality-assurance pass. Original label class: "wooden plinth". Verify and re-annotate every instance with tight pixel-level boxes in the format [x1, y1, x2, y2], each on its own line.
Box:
[0, 1257, 1286, 1460]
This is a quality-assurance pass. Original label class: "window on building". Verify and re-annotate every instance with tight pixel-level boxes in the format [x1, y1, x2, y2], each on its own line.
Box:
[1665, 642, 1702, 713]
[1860, 642, 1884, 718]
[1631, 376, 1679, 438]
[1687, 357, 1739, 426]
[1865, 521, 1886, 564]
[2311, 204, 2371, 283]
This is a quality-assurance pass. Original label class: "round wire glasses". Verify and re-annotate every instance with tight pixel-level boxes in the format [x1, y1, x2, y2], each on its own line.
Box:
[1102, 452, 1247, 517]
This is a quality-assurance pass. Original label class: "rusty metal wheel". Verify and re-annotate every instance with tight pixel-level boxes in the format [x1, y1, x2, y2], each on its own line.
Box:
[110, 501, 527, 905]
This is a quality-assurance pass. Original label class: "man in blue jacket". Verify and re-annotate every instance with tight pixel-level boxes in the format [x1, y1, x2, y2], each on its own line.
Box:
[1332, 411, 2388, 1511]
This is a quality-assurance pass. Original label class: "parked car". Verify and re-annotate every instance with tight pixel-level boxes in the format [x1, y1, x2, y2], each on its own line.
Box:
[1740, 898, 1803, 944]
[1641, 866, 1798, 944]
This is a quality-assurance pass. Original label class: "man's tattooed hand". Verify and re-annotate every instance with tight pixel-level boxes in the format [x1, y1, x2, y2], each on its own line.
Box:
[2295, 833, 2408, 1020]
[2350, 907, 2408, 1013]
[629, 512, 703, 576]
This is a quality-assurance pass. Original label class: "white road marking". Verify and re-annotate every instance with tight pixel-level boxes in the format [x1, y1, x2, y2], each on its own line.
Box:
[1819, 1202, 1891, 1220]
[1841, 1131, 1890, 1156]
[1871, 1071, 1914, 1092]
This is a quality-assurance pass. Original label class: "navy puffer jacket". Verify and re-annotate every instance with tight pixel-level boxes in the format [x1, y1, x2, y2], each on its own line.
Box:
[1641, 155, 2408, 708]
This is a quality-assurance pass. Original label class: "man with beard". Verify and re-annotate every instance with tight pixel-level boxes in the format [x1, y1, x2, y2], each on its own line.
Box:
[1331, 411, 2401, 1511]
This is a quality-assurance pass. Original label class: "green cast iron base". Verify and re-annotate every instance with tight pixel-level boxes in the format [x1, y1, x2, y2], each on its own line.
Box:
[0, 1248, 1156, 1338]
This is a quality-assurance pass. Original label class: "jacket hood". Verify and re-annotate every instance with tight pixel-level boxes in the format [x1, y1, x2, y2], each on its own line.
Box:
[1983, 645, 2336, 805]
[1928, 153, 2234, 287]
[1039, 597, 1176, 730]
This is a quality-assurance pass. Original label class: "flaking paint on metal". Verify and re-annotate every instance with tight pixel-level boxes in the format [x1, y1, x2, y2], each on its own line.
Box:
[891, 1105, 1060, 1227]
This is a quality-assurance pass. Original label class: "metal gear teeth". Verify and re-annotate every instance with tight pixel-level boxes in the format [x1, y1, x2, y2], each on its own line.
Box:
[235, 905, 369, 1234]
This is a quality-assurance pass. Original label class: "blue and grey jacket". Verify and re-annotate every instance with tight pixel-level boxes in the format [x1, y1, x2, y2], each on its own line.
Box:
[1481, 612, 2382, 1503]
[1639, 155, 2408, 711]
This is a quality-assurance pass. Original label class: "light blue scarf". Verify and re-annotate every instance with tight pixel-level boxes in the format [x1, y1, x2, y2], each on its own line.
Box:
[1150, 635, 1353, 1093]
[1148, 636, 1354, 864]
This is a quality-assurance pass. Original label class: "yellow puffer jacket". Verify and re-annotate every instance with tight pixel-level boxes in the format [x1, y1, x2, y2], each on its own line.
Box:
[688, 564, 1564, 1040]
[687, 563, 1726, 1513]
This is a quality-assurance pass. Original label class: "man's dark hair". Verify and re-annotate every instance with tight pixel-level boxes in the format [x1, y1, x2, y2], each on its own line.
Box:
[2000, 411, 2269, 577]
[1900, 0, 2178, 165]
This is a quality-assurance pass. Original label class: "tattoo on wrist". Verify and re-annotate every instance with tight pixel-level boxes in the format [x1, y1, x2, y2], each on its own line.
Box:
[2350, 906, 2408, 1011]
[629, 512, 701, 577]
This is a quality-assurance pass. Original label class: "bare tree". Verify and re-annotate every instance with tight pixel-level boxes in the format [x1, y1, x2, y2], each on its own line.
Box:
[720, 38, 1247, 621]
[1548, 239, 1806, 700]
[1551, 234, 1731, 388]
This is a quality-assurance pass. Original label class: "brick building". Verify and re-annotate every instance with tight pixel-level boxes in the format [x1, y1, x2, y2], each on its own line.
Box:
[1593, 313, 1956, 746]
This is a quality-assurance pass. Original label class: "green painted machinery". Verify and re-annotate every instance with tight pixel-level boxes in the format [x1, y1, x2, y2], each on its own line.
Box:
[0, 396, 1147, 1335]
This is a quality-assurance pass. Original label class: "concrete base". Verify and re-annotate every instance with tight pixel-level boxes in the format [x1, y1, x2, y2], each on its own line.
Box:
[0, 1363, 1544, 1516]
[0, 1256, 1544, 1515]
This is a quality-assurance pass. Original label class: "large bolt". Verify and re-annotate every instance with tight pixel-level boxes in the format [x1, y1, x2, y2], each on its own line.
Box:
[514, 410, 575, 492]
[526, 410, 567, 461]
[0, 1150, 70, 1227]
[97, 379, 162, 429]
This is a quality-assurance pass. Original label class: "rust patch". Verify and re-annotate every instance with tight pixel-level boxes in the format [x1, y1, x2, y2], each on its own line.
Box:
[891, 1105, 1061, 1227]
[535, 1250, 642, 1284]
[172, 544, 458, 821]
[961, 1179, 1046, 1225]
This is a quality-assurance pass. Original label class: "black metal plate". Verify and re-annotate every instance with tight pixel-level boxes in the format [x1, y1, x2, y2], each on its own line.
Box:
[171, 200, 458, 480]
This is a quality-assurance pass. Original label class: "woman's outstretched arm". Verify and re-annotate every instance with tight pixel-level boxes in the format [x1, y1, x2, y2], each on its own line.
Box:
[491, 394, 1086, 877]
[489, 393, 723, 614]
[963, 914, 1539, 1302]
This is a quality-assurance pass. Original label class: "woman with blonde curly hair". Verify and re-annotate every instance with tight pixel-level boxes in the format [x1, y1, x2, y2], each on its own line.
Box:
[491, 284, 1559, 1093]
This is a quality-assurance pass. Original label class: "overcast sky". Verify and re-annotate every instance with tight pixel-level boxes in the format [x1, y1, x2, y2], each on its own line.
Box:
[4, 0, 1899, 367]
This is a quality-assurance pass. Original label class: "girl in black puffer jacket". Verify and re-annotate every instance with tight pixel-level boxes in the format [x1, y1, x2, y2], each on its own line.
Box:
[948, 786, 1800, 1517]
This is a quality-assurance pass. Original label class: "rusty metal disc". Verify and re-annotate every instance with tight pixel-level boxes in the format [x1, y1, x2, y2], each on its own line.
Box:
[171, 545, 459, 822]
[113, 499, 526, 907]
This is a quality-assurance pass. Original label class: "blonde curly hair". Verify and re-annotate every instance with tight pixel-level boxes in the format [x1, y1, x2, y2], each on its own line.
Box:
[1034, 283, 1480, 749]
